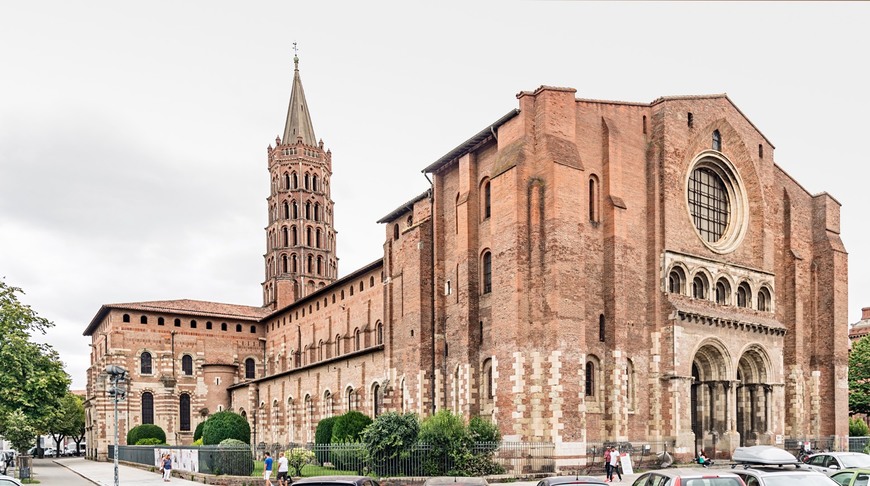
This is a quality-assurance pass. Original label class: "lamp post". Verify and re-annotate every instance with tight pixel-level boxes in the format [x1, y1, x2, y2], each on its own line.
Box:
[106, 365, 128, 486]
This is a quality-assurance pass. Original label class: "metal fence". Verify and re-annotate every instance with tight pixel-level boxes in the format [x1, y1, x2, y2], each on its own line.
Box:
[583, 440, 674, 473]
[116, 445, 255, 476]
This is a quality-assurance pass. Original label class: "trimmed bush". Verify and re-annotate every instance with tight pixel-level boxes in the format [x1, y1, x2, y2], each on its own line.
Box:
[126, 424, 166, 446]
[135, 438, 167, 446]
[331, 411, 372, 443]
[203, 438, 253, 476]
[361, 412, 420, 475]
[193, 421, 205, 442]
[202, 411, 250, 445]
[315, 416, 337, 464]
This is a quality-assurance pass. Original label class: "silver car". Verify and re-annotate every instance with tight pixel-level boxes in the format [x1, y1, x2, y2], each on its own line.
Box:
[806, 453, 870, 473]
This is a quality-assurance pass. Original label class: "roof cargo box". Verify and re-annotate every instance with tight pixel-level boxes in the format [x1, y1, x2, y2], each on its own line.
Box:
[733, 446, 799, 465]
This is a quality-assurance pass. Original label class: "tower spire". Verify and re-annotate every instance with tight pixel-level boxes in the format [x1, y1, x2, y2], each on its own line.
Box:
[282, 46, 317, 146]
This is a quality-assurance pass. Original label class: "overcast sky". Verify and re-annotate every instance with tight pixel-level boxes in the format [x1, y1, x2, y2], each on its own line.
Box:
[1, 2, 868, 390]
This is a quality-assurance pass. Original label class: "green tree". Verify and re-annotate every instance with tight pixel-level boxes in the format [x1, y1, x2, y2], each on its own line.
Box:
[47, 393, 85, 457]
[361, 412, 419, 475]
[0, 280, 71, 442]
[201, 411, 250, 445]
[315, 416, 337, 464]
[3, 410, 37, 453]
[193, 421, 205, 442]
[286, 447, 315, 476]
[127, 424, 167, 445]
[850, 336, 870, 415]
[850, 416, 870, 436]
[419, 409, 470, 475]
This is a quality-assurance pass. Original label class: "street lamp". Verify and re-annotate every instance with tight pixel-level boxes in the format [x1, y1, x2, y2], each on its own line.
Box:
[106, 365, 128, 486]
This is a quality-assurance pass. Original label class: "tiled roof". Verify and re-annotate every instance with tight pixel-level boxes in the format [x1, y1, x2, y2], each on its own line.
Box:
[83, 299, 270, 336]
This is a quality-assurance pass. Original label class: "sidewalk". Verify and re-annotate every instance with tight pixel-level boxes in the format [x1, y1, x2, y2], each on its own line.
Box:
[54, 457, 204, 486]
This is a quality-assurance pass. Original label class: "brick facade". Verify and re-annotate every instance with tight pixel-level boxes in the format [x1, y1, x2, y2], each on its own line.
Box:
[84, 67, 849, 468]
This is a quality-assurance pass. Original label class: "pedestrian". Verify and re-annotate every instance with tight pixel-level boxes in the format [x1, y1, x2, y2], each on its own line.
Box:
[277, 451, 290, 486]
[609, 449, 622, 482]
[604, 446, 613, 482]
[263, 451, 274, 486]
[162, 453, 172, 482]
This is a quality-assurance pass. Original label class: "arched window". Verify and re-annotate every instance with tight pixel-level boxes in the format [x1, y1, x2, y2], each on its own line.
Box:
[291, 254, 298, 273]
[481, 179, 491, 220]
[589, 175, 600, 223]
[179, 394, 191, 431]
[376, 322, 383, 345]
[318, 340, 325, 361]
[317, 256, 323, 275]
[245, 358, 255, 379]
[292, 201, 298, 219]
[282, 254, 288, 273]
[715, 278, 731, 305]
[307, 255, 313, 273]
[482, 358, 494, 400]
[182, 355, 193, 376]
[598, 314, 605, 342]
[221, 322, 227, 331]
[142, 392, 154, 424]
[305, 202, 311, 220]
[668, 267, 686, 294]
[283, 202, 290, 219]
[482, 251, 492, 294]
[304, 173, 310, 190]
[354, 328, 361, 351]
[291, 172, 298, 189]
[627, 359, 636, 412]
[314, 204, 320, 222]
[140, 315, 148, 324]
[370, 276, 375, 287]
[312, 175, 319, 192]
[335, 335, 341, 356]
[140, 352, 152, 375]
[123, 314, 130, 323]
[283, 173, 290, 190]
[174, 318, 181, 327]
[758, 287, 772, 312]
[585, 361, 595, 397]
[692, 273, 709, 300]
[158, 317, 165, 326]
[236, 324, 242, 332]
[346, 387, 356, 412]
[316, 229, 322, 248]
[712, 130, 722, 151]
[190, 319, 197, 329]
[250, 325, 256, 334]
[372, 383, 382, 417]
[282, 227, 289, 246]
[393, 224, 399, 241]
[306, 227, 312, 246]
[737, 282, 751, 308]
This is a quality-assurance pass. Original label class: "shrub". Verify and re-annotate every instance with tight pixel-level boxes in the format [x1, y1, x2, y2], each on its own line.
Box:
[329, 442, 366, 473]
[203, 438, 253, 476]
[126, 424, 166, 446]
[202, 411, 250, 445]
[850, 417, 870, 436]
[331, 411, 372, 443]
[315, 416, 337, 464]
[286, 447, 315, 476]
[469, 416, 501, 453]
[361, 412, 420, 475]
[193, 421, 205, 442]
[135, 438, 166, 446]
[419, 410, 469, 475]
[192, 438, 203, 446]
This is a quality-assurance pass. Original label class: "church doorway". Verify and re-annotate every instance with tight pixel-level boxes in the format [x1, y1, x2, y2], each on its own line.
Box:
[736, 347, 771, 446]
[691, 343, 729, 451]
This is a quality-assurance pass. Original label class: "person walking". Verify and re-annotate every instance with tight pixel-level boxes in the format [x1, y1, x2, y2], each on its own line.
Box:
[276, 451, 290, 486]
[162, 453, 172, 482]
[604, 447, 613, 482]
[609, 449, 622, 482]
[263, 452, 274, 486]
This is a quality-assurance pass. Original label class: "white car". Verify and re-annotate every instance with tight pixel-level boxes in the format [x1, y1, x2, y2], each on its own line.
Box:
[0, 475, 22, 486]
[806, 452, 870, 473]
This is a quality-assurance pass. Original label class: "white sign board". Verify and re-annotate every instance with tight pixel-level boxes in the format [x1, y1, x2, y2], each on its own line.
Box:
[620, 453, 634, 475]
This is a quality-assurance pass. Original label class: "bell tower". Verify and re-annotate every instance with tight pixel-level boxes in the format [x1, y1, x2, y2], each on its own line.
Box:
[263, 53, 338, 309]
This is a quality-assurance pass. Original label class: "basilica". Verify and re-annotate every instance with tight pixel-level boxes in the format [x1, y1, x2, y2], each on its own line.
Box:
[84, 57, 849, 468]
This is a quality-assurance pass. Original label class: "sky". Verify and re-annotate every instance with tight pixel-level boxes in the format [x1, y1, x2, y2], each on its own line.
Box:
[1, 2, 868, 390]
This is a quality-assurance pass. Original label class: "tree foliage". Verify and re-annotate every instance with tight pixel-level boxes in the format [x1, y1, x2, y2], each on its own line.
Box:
[315, 416, 338, 464]
[3, 410, 37, 453]
[202, 411, 250, 445]
[361, 412, 420, 461]
[331, 411, 372, 443]
[0, 280, 71, 439]
[47, 393, 86, 457]
[127, 424, 166, 445]
[850, 336, 870, 415]
[850, 416, 870, 436]
[286, 447, 315, 476]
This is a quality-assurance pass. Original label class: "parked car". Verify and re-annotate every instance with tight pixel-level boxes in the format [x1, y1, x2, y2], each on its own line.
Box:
[293, 476, 379, 486]
[631, 468, 746, 486]
[536, 476, 607, 486]
[423, 478, 488, 486]
[829, 468, 870, 486]
[729, 446, 835, 486]
[806, 453, 870, 473]
[0, 475, 22, 486]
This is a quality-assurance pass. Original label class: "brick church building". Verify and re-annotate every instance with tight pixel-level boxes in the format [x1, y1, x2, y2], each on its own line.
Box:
[84, 57, 849, 466]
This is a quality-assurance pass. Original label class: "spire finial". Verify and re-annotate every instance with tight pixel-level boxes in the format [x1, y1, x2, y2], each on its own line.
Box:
[292, 42, 299, 71]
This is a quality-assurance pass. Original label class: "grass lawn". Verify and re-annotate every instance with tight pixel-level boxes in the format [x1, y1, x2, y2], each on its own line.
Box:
[251, 461, 361, 478]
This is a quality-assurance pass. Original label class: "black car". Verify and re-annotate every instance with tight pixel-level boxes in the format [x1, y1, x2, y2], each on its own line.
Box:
[293, 476, 379, 486]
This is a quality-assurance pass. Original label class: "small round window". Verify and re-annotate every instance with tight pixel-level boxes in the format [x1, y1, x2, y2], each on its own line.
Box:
[685, 151, 748, 253]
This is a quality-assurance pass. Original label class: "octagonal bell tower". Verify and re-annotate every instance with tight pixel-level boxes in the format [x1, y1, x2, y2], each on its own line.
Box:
[263, 54, 338, 309]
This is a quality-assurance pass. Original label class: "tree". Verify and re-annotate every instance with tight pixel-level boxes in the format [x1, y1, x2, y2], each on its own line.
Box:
[3, 410, 37, 453]
[127, 424, 166, 445]
[47, 393, 85, 457]
[850, 336, 870, 415]
[286, 447, 315, 476]
[0, 280, 71, 444]
[330, 410, 372, 443]
[361, 412, 420, 475]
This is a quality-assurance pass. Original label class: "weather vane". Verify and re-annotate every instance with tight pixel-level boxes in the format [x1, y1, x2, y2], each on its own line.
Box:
[292, 42, 299, 70]
[292, 42, 298, 56]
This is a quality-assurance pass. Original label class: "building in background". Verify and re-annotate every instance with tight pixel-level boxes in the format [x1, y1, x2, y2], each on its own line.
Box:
[84, 58, 849, 467]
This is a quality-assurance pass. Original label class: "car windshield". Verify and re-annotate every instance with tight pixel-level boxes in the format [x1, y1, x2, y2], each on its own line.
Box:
[683, 479, 743, 486]
[840, 455, 870, 468]
[762, 475, 837, 486]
